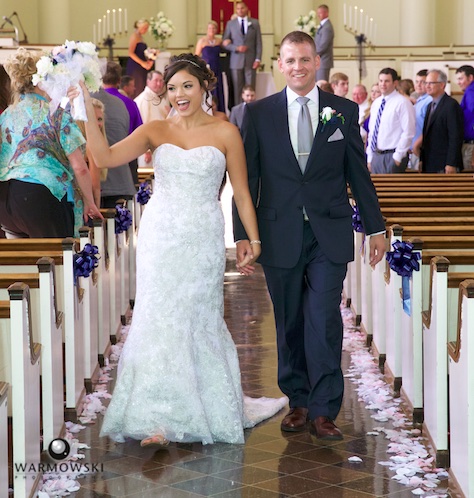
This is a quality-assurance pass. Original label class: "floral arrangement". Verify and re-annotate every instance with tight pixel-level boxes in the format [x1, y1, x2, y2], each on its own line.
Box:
[149, 12, 175, 48]
[295, 10, 318, 38]
[320, 106, 345, 126]
[33, 40, 105, 121]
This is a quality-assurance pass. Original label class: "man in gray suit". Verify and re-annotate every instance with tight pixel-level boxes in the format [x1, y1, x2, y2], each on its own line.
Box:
[230, 85, 256, 130]
[314, 4, 334, 81]
[223, 2, 262, 106]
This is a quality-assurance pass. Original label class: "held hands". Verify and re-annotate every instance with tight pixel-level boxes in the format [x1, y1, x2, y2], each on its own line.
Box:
[143, 60, 154, 70]
[237, 45, 248, 53]
[236, 240, 261, 275]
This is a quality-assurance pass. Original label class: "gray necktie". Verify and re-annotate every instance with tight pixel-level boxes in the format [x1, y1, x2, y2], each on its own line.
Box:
[297, 97, 313, 173]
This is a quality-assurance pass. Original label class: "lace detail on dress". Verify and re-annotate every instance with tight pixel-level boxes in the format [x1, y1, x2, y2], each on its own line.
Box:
[100, 144, 287, 444]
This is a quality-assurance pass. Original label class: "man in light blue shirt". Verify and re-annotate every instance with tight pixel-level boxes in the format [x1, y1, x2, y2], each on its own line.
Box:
[409, 69, 432, 170]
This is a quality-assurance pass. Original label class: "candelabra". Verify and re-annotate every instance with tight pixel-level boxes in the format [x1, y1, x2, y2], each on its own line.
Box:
[103, 35, 115, 62]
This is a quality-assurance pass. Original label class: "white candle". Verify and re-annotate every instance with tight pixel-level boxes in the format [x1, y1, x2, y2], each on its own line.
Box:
[93, 24, 96, 44]
[373, 23, 377, 44]
[124, 8, 128, 32]
[107, 10, 110, 36]
[103, 15, 106, 37]
[113, 9, 116, 35]
[98, 19, 102, 42]
[365, 15, 368, 36]
[349, 6, 352, 30]
[359, 9, 363, 34]
[343, 3, 347, 26]
[354, 6, 358, 32]
[119, 8, 122, 34]
[369, 18, 373, 40]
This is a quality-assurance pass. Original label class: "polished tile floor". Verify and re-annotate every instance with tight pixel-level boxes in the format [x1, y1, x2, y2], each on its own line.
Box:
[70, 253, 458, 497]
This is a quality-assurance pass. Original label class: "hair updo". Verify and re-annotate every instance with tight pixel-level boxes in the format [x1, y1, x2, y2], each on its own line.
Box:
[3, 47, 42, 104]
[163, 53, 217, 101]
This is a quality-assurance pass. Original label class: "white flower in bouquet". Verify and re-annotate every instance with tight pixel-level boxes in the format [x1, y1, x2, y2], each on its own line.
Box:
[33, 40, 106, 121]
[144, 47, 158, 61]
[295, 10, 318, 38]
[149, 12, 175, 47]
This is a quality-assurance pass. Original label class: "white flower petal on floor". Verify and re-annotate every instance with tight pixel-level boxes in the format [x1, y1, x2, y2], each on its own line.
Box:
[341, 304, 450, 497]
[348, 456, 363, 462]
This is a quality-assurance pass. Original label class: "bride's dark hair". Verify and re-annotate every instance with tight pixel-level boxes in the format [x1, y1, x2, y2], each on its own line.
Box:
[162, 53, 217, 103]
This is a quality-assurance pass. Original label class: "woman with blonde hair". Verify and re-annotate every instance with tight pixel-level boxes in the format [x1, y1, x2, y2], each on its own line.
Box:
[0, 48, 102, 238]
[126, 19, 155, 98]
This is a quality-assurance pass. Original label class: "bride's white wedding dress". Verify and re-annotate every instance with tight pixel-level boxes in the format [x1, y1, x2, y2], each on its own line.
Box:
[100, 144, 287, 444]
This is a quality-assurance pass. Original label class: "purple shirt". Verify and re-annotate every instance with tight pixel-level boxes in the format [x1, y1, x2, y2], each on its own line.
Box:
[460, 80, 474, 140]
[105, 88, 143, 135]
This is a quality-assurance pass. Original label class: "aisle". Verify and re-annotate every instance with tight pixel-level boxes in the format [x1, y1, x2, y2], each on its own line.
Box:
[60, 252, 457, 497]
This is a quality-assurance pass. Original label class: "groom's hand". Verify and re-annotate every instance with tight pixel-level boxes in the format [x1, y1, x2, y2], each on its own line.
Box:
[236, 240, 256, 275]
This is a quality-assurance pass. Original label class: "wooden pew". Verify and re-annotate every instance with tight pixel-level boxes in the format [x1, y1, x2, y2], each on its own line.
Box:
[448, 280, 474, 497]
[100, 208, 125, 343]
[0, 382, 7, 498]
[2, 284, 42, 497]
[92, 218, 111, 366]
[78, 227, 100, 393]
[0, 258, 64, 450]
[421, 259, 474, 468]
[0, 241, 85, 420]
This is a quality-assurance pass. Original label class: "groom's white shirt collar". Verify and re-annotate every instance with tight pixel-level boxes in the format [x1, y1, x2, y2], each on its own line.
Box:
[286, 85, 320, 109]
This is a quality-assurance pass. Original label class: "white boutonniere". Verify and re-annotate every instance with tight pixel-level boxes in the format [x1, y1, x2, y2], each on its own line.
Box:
[248, 22, 252, 27]
[320, 106, 345, 127]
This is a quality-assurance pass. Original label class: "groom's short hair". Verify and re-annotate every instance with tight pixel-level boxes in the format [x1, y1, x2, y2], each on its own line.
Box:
[280, 31, 317, 57]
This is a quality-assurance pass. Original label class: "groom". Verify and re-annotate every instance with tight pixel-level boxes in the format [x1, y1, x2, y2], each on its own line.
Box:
[233, 31, 385, 440]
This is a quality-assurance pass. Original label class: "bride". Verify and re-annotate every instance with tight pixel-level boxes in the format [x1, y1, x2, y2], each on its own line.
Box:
[72, 53, 287, 447]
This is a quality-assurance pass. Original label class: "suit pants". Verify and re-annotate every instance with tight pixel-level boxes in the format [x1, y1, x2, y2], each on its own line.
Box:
[231, 67, 256, 106]
[262, 221, 347, 421]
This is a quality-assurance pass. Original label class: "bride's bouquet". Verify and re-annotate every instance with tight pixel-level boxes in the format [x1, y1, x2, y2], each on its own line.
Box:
[33, 40, 106, 121]
[144, 47, 158, 61]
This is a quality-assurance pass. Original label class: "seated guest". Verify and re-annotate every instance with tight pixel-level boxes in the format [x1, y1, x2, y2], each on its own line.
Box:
[229, 84, 256, 130]
[119, 75, 136, 99]
[330, 72, 349, 97]
[0, 48, 102, 238]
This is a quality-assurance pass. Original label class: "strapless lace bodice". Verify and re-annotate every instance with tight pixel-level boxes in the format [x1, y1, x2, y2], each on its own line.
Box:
[100, 144, 287, 445]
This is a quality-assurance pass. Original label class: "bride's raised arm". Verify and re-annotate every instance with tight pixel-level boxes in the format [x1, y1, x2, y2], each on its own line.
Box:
[69, 81, 155, 169]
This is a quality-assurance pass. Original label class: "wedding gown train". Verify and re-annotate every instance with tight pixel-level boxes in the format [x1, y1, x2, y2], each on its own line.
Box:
[100, 144, 287, 445]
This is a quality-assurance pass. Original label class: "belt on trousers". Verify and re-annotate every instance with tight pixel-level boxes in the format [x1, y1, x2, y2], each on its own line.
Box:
[375, 148, 396, 154]
[464, 140, 474, 144]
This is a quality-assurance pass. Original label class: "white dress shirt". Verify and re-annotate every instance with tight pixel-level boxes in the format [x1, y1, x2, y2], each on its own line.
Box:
[286, 84, 320, 159]
[366, 89, 415, 164]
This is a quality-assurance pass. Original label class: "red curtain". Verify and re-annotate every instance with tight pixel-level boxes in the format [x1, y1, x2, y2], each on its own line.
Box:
[212, 0, 259, 34]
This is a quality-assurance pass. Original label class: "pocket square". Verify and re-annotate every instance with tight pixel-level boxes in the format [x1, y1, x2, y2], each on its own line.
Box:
[327, 128, 344, 142]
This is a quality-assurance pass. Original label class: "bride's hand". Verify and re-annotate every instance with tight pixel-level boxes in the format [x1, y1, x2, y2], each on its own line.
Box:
[66, 81, 91, 105]
[236, 240, 260, 275]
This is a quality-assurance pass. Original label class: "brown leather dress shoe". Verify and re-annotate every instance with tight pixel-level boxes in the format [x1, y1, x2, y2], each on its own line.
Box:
[280, 407, 309, 432]
[310, 416, 343, 440]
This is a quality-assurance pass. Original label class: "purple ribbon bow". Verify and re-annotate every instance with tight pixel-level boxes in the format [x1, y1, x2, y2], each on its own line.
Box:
[386, 240, 421, 277]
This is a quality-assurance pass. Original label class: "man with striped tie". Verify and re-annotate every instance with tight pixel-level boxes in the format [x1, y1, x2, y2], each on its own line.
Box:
[367, 67, 415, 174]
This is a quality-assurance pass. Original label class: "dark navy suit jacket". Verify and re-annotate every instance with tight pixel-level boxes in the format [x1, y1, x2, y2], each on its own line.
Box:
[233, 87, 385, 268]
